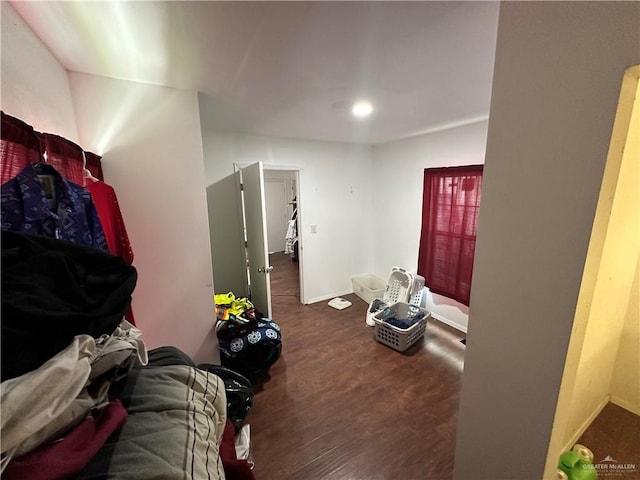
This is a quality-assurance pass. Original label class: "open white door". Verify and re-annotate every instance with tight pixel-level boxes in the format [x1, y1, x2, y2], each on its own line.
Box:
[239, 161, 273, 318]
[206, 171, 249, 298]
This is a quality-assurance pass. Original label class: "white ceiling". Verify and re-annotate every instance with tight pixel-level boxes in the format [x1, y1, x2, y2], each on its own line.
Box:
[11, 1, 499, 145]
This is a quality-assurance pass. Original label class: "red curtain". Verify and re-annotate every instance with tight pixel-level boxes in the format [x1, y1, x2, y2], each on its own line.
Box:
[0, 112, 43, 184]
[41, 133, 85, 185]
[84, 151, 105, 181]
[1, 111, 104, 186]
[417, 165, 483, 306]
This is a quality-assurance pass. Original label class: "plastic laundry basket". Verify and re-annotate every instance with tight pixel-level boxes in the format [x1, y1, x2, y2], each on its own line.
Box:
[373, 302, 430, 352]
[352, 274, 386, 304]
[383, 267, 414, 304]
[366, 268, 425, 326]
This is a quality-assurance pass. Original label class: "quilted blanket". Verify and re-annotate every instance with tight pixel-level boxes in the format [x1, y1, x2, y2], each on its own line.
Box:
[77, 364, 227, 479]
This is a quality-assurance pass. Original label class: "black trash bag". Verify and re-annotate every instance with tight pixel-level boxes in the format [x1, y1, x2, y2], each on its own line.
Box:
[198, 364, 254, 430]
[217, 318, 282, 385]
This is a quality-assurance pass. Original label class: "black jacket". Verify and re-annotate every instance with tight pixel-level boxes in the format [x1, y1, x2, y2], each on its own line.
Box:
[1, 231, 137, 381]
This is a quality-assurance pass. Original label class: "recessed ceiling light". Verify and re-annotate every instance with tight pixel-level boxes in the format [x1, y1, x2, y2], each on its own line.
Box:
[352, 101, 373, 118]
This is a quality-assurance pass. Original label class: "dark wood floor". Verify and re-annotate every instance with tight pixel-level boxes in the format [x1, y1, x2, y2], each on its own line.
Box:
[247, 252, 466, 479]
[247, 253, 640, 479]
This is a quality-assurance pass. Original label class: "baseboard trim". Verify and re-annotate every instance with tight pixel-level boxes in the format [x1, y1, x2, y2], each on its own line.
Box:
[307, 290, 354, 305]
[610, 396, 640, 417]
[561, 395, 610, 453]
[430, 312, 468, 333]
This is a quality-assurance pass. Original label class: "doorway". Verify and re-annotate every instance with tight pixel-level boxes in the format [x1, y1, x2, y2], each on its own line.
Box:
[544, 65, 640, 476]
[264, 169, 302, 303]
[207, 162, 304, 320]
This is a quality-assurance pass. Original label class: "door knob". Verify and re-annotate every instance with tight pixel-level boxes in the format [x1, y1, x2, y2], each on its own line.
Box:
[258, 266, 274, 273]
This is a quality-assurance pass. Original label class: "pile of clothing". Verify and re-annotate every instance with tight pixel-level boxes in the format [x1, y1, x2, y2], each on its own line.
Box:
[0, 231, 145, 478]
[383, 311, 427, 330]
[214, 292, 282, 384]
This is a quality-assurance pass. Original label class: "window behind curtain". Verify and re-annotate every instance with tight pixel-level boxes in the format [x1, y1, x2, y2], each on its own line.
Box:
[417, 165, 483, 306]
[1, 111, 105, 185]
[0, 112, 43, 184]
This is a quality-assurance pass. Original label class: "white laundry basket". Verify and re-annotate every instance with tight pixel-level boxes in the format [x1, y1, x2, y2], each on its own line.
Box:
[373, 302, 431, 352]
[365, 267, 425, 326]
[383, 267, 414, 304]
[351, 274, 386, 304]
[408, 274, 426, 307]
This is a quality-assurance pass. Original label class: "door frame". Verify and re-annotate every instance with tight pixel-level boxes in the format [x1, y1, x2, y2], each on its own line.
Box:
[235, 163, 305, 305]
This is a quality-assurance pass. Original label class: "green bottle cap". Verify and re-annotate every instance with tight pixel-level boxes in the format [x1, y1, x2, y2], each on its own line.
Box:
[572, 444, 594, 464]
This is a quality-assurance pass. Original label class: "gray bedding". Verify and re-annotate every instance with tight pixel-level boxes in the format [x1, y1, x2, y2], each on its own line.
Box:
[77, 363, 227, 480]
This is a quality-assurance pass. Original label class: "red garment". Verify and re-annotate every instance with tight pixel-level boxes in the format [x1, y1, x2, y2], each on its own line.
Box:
[86, 180, 136, 324]
[86, 181, 133, 264]
[3, 399, 127, 480]
[220, 420, 256, 480]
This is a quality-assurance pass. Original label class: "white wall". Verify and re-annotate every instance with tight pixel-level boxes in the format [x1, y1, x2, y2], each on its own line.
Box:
[69, 73, 218, 364]
[201, 129, 373, 304]
[453, 2, 640, 479]
[1, 0, 217, 364]
[0, 2, 78, 141]
[610, 255, 640, 414]
[371, 120, 489, 331]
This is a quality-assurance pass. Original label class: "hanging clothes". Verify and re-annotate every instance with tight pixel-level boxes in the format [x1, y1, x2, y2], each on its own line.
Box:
[85, 180, 134, 265]
[1, 163, 107, 250]
[284, 201, 297, 257]
[284, 219, 296, 254]
[85, 180, 136, 323]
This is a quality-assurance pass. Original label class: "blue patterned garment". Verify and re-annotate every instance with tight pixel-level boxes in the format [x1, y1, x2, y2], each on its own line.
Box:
[225, 319, 282, 355]
[218, 317, 282, 382]
[1, 163, 107, 250]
